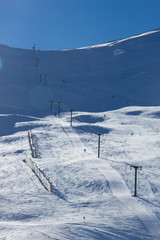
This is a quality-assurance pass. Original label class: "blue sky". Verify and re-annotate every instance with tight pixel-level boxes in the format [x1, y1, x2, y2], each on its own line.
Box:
[0, 0, 160, 50]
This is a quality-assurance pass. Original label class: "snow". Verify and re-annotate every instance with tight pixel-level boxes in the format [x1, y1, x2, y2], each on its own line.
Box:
[77, 30, 160, 49]
[0, 28, 160, 115]
[0, 30, 160, 239]
[1, 107, 160, 239]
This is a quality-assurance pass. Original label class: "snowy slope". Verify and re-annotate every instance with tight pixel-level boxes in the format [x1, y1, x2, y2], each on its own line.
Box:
[0, 29, 160, 116]
[1, 107, 160, 239]
[1, 29, 160, 239]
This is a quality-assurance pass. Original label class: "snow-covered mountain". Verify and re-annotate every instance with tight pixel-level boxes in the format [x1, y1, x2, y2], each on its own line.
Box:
[0, 29, 160, 116]
[1, 30, 160, 240]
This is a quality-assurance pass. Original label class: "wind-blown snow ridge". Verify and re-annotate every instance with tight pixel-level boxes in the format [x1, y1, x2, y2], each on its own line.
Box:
[76, 29, 160, 50]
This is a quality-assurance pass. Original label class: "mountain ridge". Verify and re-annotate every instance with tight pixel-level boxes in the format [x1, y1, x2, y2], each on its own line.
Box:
[0, 28, 160, 116]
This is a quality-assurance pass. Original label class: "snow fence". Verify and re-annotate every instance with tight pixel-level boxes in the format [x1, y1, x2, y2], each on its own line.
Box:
[25, 157, 52, 192]
[28, 129, 36, 158]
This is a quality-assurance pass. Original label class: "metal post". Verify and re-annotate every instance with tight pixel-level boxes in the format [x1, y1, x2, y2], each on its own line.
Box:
[36, 57, 39, 68]
[40, 73, 43, 82]
[58, 102, 61, 116]
[50, 100, 54, 111]
[97, 134, 101, 158]
[130, 165, 142, 197]
[70, 110, 73, 126]
[134, 167, 138, 197]
[44, 75, 47, 85]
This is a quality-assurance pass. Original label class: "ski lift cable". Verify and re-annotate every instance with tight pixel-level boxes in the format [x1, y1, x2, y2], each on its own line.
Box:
[75, 115, 99, 135]
[61, 103, 70, 111]
[59, 104, 68, 113]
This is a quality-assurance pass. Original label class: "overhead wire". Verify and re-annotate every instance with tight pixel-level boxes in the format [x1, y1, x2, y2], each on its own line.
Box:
[34, 51, 100, 148]
[74, 114, 100, 135]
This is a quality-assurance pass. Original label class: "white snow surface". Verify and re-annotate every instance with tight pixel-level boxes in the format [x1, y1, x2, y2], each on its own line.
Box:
[0, 28, 160, 115]
[0, 30, 160, 239]
[77, 29, 160, 49]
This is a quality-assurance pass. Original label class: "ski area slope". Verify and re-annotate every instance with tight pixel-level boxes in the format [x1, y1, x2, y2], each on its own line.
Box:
[1, 28, 160, 239]
[0, 29, 160, 116]
[1, 106, 160, 239]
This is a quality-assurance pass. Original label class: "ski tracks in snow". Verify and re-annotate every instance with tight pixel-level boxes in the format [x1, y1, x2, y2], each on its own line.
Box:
[91, 159, 160, 239]
[53, 117, 160, 239]
[55, 118, 86, 162]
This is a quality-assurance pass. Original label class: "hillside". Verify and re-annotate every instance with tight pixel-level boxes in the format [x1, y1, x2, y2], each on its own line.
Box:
[0, 29, 160, 116]
[1, 30, 160, 240]
[1, 107, 160, 239]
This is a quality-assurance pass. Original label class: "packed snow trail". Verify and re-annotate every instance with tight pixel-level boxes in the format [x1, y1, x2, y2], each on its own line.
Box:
[55, 117, 160, 239]
[91, 159, 160, 239]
